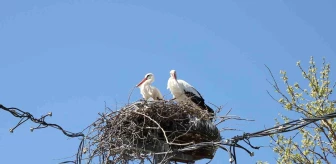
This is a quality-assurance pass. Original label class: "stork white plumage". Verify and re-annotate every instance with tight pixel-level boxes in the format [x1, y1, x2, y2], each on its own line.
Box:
[136, 73, 163, 101]
[167, 70, 214, 114]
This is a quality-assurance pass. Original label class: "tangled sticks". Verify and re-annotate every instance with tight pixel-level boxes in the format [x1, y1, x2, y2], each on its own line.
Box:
[76, 101, 336, 164]
[81, 100, 223, 164]
[10, 100, 312, 164]
[6, 101, 336, 164]
[1, 101, 255, 164]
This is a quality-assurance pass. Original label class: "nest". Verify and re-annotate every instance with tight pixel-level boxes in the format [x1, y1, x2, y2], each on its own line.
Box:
[83, 100, 221, 164]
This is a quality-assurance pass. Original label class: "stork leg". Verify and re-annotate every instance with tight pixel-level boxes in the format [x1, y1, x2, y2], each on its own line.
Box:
[139, 98, 148, 104]
[156, 97, 164, 101]
[139, 98, 145, 101]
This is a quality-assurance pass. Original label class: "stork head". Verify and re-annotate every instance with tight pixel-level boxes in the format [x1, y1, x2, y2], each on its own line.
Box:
[170, 70, 177, 79]
[136, 73, 154, 87]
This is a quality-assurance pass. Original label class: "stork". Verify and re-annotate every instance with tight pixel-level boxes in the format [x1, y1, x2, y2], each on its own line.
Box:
[167, 70, 214, 114]
[136, 73, 163, 101]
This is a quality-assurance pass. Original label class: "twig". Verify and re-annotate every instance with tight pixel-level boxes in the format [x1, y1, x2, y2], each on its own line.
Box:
[132, 111, 169, 144]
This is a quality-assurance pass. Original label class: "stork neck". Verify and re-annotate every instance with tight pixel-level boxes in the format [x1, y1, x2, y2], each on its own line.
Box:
[140, 81, 151, 88]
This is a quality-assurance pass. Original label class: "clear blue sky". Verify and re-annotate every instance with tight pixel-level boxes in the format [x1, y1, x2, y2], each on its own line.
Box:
[1, 0, 335, 164]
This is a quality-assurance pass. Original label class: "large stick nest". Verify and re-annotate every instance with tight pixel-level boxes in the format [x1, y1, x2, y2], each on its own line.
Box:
[83, 100, 221, 164]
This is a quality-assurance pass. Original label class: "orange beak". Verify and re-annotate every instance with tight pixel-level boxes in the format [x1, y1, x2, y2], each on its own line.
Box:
[136, 78, 147, 87]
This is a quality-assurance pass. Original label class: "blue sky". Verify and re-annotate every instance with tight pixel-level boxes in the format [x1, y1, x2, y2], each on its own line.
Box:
[1, 0, 335, 163]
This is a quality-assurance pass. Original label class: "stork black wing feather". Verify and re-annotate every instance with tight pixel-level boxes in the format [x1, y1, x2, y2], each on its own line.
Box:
[190, 86, 204, 99]
[184, 90, 204, 104]
[184, 90, 214, 114]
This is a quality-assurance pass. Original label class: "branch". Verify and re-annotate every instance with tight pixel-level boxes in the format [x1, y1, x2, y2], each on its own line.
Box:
[0, 104, 84, 138]
[132, 111, 169, 144]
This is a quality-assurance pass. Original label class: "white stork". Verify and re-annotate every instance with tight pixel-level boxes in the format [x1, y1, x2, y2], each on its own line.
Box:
[167, 70, 214, 114]
[136, 73, 163, 101]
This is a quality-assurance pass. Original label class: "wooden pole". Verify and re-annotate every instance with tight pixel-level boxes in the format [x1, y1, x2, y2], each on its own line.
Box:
[153, 143, 170, 164]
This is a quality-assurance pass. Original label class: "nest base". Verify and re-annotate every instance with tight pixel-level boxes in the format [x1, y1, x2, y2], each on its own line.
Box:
[125, 100, 221, 163]
[86, 100, 221, 164]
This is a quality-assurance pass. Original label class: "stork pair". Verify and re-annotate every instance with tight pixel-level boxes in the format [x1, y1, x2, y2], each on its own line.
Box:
[136, 70, 214, 114]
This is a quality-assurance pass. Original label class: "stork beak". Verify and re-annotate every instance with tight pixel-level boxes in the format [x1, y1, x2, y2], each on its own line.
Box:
[173, 73, 178, 83]
[136, 78, 147, 87]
